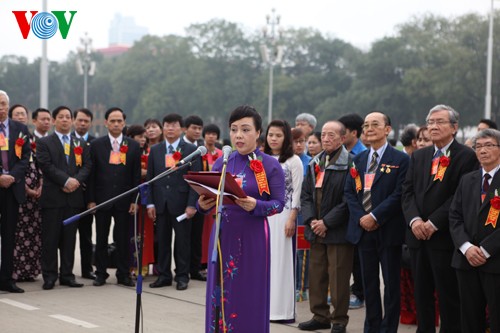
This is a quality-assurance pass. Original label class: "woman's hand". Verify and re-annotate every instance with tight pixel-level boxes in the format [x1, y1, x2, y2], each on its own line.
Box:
[285, 218, 295, 238]
[198, 195, 216, 211]
[235, 196, 257, 212]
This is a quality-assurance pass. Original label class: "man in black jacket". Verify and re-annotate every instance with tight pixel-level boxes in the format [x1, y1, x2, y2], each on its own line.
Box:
[0, 90, 30, 293]
[298, 120, 353, 333]
[37, 106, 92, 290]
[73, 108, 96, 280]
[88, 107, 141, 287]
[402, 104, 478, 333]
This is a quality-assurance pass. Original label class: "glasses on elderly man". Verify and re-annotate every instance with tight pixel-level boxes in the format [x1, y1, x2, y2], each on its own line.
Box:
[473, 143, 500, 150]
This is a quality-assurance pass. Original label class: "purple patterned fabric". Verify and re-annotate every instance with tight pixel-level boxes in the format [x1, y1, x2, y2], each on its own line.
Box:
[203, 149, 285, 333]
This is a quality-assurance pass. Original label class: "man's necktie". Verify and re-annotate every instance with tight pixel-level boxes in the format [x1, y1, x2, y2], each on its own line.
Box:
[0, 123, 9, 173]
[62, 135, 70, 163]
[168, 144, 174, 154]
[362, 151, 379, 212]
[483, 173, 491, 195]
[113, 139, 119, 152]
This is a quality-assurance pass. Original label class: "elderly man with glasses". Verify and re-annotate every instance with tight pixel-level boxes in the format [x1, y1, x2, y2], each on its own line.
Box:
[402, 105, 478, 333]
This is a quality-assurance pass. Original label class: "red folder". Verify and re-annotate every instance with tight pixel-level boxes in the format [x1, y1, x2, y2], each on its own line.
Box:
[183, 171, 247, 205]
[296, 225, 311, 250]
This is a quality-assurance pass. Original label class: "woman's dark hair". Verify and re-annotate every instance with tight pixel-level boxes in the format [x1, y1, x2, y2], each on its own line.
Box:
[144, 118, 163, 129]
[127, 124, 146, 138]
[8, 104, 28, 119]
[264, 120, 294, 163]
[228, 105, 262, 133]
[309, 131, 321, 142]
[416, 125, 428, 139]
[202, 124, 221, 139]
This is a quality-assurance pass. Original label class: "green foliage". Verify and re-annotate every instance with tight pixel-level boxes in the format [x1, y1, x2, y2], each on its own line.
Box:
[1, 12, 499, 138]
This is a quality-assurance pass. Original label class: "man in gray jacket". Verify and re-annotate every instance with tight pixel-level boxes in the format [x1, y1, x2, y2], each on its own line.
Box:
[298, 120, 353, 333]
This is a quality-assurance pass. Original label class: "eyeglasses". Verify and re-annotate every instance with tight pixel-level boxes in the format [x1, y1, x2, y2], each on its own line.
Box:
[473, 143, 500, 150]
[293, 139, 306, 144]
[426, 120, 451, 126]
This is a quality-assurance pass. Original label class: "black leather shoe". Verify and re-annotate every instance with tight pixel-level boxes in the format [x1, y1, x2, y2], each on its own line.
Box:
[298, 319, 331, 331]
[117, 277, 135, 287]
[0, 282, 25, 293]
[42, 281, 55, 290]
[176, 281, 188, 291]
[190, 272, 207, 281]
[60, 279, 84, 288]
[93, 277, 106, 287]
[149, 278, 172, 288]
[82, 272, 96, 280]
[331, 323, 346, 333]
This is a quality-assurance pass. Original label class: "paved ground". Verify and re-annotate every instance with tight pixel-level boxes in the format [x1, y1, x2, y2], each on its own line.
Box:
[0, 268, 417, 332]
[0, 224, 417, 332]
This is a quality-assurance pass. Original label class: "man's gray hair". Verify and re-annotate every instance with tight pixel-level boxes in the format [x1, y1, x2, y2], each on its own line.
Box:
[295, 113, 317, 129]
[426, 104, 459, 124]
[472, 128, 500, 148]
[0, 90, 9, 104]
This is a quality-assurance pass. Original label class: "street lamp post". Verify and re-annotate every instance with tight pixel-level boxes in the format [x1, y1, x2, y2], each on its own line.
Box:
[40, 0, 48, 108]
[260, 9, 284, 125]
[76, 33, 96, 108]
[485, 0, 495, 119]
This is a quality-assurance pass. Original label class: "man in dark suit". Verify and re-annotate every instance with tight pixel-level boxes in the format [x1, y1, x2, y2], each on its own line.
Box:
[450, 128, 500, 333]
[0, 90, 30, 293]
[182, 115, 206, 281]
[344, 111, 409, 333]
[88, 107, 141, 287]
[37, 106, 92, 290]
[402, 104, 478, 333]
[147, 113, 201, 291]
[72, 108, 97, 280]
[298, 121, 354, 333]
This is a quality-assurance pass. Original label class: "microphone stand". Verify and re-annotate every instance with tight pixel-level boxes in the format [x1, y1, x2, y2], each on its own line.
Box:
[211, 162, 228, 333]
[63, 161, 195, 333]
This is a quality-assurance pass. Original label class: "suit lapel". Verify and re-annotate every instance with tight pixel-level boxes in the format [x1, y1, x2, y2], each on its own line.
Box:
[372, 145, 393, 186]
[479, 170, 500, 214]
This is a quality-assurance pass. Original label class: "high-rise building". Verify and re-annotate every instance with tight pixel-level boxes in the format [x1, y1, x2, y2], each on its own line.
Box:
[108, 13, 149, 46]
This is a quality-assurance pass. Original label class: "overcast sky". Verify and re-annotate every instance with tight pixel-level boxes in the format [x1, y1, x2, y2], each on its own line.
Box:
[0, 0, 493, 62]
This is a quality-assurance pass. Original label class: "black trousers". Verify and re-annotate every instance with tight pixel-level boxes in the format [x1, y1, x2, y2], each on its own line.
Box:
[189, 211, 204, 275]
[78, 213, 94, 274]
[94, 208, 131, 280]
[0, 187, 18, 285]
[41, 207, 79, 282]
[410, 245, 461, 333]
[156, 210, 191, 283]
[456, 268, 500, 333]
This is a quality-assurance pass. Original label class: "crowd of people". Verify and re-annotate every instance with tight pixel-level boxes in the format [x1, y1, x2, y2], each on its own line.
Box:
[0, 88, 498, 333]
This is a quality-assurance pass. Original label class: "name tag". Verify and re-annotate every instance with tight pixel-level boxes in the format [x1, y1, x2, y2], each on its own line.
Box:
[431, 158, 439, 175]
[0, 134, 8, 150]
[364, 173, 375, 190]
[315, 170, 325, 188]
[109, 151, 121, 165]
[64, 143, 70, 156]
[165, 154, 176, 168]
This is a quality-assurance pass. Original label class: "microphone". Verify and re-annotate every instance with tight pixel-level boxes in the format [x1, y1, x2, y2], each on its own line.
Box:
[177, 146, 207, 165]
[222, 145, 232, 164]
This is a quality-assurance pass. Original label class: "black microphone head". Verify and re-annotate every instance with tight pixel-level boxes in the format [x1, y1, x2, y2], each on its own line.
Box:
[198, 146, 208, 156]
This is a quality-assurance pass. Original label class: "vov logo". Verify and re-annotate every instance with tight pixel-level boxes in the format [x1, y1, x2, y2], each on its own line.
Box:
[12, 11, 77, 39]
